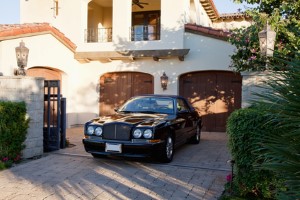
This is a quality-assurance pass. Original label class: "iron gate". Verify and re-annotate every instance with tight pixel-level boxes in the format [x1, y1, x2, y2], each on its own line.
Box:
[43, 80, 66, 152]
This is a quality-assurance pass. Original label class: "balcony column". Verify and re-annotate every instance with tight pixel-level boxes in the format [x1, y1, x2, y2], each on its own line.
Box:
[113, 0, 132, 42]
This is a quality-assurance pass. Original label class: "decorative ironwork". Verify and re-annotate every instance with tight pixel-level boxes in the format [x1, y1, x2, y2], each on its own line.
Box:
[85, 28, 113, 43]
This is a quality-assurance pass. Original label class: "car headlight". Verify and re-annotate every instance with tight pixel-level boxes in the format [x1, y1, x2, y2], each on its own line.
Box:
[95, 127, 103, 136]
[143, 129, 153, 139]
[87, 126, 94, 135]
[133, 129, 142, 138]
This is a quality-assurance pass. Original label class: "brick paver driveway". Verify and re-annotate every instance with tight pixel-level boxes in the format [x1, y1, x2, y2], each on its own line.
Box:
[0, 127, 231, 200]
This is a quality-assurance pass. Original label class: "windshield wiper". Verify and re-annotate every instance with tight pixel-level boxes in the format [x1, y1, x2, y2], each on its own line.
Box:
[118, 110, 134, 113]
[139, 111, 157, 114]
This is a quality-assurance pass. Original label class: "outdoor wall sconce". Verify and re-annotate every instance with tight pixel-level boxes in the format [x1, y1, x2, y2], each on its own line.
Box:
[51, 0, 59, 17]
[15, 41, 29, 76]
[258, 22, 276, 57]
[160, 72, 168, 90]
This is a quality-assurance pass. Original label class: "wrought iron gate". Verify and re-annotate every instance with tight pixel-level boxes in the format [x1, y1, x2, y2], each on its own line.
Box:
[43, 80, 66, 152]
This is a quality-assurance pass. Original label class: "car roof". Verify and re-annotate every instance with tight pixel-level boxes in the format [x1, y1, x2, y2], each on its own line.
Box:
[132, 94, 185, 99]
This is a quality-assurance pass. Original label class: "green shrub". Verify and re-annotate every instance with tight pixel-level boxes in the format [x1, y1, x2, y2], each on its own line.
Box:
[0, 101, 29, 169]
[226, 108, 283, 199]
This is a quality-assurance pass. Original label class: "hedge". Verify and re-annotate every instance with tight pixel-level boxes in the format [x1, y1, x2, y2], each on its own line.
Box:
[0, 101, 29, 168]
[226, 107, 284, 199]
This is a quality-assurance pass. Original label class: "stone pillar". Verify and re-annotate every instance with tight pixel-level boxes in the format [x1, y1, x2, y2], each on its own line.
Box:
[0, 76, 44, 158]
[241, 71, 271, 108]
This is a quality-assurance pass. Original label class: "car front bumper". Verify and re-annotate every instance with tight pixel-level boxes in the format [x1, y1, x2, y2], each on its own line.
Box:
[82, 137, 165, 158]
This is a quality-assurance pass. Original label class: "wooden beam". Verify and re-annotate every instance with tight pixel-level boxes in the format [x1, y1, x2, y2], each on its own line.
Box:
[74, 49, 190, 62]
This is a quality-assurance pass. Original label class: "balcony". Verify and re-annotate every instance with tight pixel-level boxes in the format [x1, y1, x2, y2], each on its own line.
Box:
[85, 28, 112, 43]
[84, 26, 160, 43]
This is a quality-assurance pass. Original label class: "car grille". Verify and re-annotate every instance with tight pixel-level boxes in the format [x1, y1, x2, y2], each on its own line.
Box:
[102, 123, 131, 140]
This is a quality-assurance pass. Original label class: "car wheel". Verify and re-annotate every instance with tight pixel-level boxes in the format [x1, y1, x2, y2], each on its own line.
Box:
[159, 134, 174, 163]
[91, 153, 106, 159]
[190, 124, 201, 144]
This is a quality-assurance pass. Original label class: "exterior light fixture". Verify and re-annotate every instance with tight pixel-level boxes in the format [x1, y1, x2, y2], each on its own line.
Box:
[258, 22, 276, 57]
[160, 72, 168, 90]
[15, 41, 29, 76]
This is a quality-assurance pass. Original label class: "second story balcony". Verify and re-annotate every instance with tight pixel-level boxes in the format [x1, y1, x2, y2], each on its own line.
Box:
[84, 25, 160, 43]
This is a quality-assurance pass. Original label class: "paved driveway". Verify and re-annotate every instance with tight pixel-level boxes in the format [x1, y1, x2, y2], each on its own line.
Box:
[0, 127, 231, 200]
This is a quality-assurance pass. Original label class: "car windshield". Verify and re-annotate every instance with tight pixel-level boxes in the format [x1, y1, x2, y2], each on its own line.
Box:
[119, 96, 175, 114]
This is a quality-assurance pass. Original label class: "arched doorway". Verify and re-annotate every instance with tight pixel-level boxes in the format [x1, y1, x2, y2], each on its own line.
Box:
[27, 67, 66, 151]
[27, 67, 62, 83]
[179, 71, 242, 132]
[100, 72, 154, 115]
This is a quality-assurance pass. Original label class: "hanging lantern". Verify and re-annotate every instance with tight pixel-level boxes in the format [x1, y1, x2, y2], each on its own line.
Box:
[15, 41, 29, 76]
[160, 72, 168, 90]
[258, 23, 276, 57]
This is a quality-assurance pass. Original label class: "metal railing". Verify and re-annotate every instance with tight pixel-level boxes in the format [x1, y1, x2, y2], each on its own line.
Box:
[130, 25, 160, 41]
[85, 28, 112, 43]
[84, 26, 160, 43]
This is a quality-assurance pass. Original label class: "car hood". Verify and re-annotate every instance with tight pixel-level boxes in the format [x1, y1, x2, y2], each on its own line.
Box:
[90, 113, 172, 127]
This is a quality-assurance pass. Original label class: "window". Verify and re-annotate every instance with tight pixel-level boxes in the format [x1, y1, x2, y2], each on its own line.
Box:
[177, 99, 189, 112]
[131, 11, 160, 41]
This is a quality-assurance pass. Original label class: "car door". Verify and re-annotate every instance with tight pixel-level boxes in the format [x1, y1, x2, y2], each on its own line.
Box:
[175, 98, 195, 144]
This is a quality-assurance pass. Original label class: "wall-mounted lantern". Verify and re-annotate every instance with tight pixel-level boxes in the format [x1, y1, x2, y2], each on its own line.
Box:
[160, 72, 168, 90]
[15, 41, 29, 76]
[258, 23, 276, 57]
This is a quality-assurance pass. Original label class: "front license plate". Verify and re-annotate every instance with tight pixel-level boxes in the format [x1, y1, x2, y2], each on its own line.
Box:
[105, 143, 122, 153]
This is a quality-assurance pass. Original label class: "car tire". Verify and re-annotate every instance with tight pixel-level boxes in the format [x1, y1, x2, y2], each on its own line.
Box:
[190, 124, 201, 144]
[159, 134, 174, 163]
[91, 153, 106, 159]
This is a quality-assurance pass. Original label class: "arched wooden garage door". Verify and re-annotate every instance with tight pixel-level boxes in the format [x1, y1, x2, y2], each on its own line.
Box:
[179, 71, 242, 132]
[100, 72, 154, 116]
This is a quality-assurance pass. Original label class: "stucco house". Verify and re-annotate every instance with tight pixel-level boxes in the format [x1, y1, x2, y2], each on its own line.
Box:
[0, 0, 253, 132]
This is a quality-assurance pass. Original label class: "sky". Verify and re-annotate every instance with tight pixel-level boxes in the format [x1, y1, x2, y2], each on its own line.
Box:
[0, 0, 255, 24]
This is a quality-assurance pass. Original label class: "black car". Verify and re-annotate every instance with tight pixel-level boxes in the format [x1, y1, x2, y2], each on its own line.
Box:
[82, 95, 202, 163]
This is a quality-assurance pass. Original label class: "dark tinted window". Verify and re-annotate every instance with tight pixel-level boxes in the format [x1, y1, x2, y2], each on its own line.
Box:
[176, 98, 189, 112]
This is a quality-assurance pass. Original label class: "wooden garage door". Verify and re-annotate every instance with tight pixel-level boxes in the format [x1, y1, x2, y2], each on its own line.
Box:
[100, 72, 154, 116]
[179, 71, 242, 132]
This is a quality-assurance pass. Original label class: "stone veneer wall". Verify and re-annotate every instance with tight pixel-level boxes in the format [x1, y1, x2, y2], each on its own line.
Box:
[241, 71, 271, 108]
[0, 76, 44, 159]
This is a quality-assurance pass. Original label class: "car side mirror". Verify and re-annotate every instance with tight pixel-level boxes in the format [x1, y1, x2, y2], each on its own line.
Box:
[114, 107, 119, 112]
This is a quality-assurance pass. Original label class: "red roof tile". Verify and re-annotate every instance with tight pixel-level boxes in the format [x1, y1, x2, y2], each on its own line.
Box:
[0, 23, 76, 52]
[185, 24, 231, 40]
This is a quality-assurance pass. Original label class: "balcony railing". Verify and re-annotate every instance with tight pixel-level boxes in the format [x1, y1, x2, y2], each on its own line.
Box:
[131, 25, 160, 41]
[84, 26, 160, 43]
[85, 28, 112, 43]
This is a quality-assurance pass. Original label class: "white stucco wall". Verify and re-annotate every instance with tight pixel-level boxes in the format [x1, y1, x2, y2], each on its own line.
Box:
[213, 20, 252, 30]
[0, 31, 235, 127]
[185, 0, 213, 27]
[20, 0, 193, 52]
[20, 0, 86, 44]
[14, 0, 240, 127]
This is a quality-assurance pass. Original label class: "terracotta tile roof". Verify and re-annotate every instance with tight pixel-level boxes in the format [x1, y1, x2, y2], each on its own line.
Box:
[185, 23, 230, 40]
[218, 12, 252, 22]
[0, 23, 76, 52]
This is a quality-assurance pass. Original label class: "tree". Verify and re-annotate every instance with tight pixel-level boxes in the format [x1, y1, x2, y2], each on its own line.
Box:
[229, 0, 300, 72]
